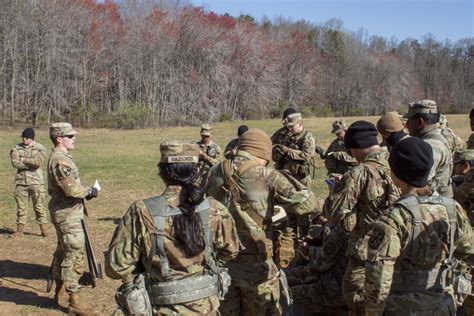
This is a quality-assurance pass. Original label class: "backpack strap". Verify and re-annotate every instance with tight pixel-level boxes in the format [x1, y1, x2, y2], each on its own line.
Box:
[142, 196, 212, 281]
[395, 194, 458, 266]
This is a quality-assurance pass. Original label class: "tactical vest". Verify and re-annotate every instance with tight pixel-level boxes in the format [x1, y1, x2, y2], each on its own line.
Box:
[390, 195, 459, 292]
[143, 196, 229, 305]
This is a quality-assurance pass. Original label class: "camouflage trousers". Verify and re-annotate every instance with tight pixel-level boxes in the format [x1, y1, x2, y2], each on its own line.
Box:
[342, 257, 365, 315]
[51, 211, 85, 293]
[14, 184, 47, 225]
[153, 295, 219, 315]
[220, 274, 281, 315]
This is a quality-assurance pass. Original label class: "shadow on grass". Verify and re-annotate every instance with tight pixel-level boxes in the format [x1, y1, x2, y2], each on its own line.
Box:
[0, 260, 49, 281]
[97, 216, 121, 225]
[0, 285, 60, 310]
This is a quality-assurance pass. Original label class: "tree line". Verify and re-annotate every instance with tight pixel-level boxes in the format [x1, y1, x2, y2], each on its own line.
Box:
[1, 0, 472, 128]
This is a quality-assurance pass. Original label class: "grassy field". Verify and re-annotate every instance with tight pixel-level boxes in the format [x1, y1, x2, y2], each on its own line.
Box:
[0, 114, 471, 314]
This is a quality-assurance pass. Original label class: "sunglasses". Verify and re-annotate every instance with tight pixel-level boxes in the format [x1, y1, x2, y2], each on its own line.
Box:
[63, 135, 75, 139]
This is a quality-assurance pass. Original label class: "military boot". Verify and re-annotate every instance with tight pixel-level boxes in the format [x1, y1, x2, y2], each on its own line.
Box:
[53, 280, 68, 308]
[68, 292, 97, 315]
[39, 223, 49, 237]
[10, 224, 24, 238]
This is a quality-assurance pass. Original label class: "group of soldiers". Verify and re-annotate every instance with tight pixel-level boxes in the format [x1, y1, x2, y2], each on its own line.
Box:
[8, 101, 474, 315]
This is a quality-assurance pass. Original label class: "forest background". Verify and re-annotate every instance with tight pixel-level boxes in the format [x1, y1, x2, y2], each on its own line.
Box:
[1, 0, 473, 128]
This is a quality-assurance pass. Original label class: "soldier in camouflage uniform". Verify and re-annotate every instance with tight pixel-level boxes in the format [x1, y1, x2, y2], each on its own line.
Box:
[439, 114, 464, 154]
[47, 123, 99, 315]
[286, 224, 349, 314]
[376, 111, 409, 151]
[452, 150, 474, 221]
[404, 100, 454, 197]
[196, 123, 222, 186]
[224, 125, 248, 159]
[323, 121, 400, 315]
[270, 108, 297, 149]
[206, 128, 317, 315]
[467, 109, 474, 149]
[316, 119, 357, 175]
[105, 141, 239, 315]
[10, 127, 49, 238]
[271, 111, 316, 186]
[365, 137, 474, 315]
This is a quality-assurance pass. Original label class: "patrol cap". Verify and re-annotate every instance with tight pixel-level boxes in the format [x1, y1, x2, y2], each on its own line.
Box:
[403, 99, 438, 118]
[160, 141, 199, 164]
[331, 119, 347, 134]
[49, 122, 78, 137]
[200, 123, 213, 136]
[285, 112, 302, 127]
[453, 150, 474, 164]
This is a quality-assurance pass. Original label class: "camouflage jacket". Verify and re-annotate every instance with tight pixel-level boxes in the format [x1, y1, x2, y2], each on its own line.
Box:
[323, 148, 400, 260]
[224, 138, 239, 159]
[271, 126, 290, 145]
[272, 128, 316, 180]
[415, 125, 454, 197]
[196, 140, 222, 170]
[365, 194, 474, 315]
[47, 147, 90, 215]
[10, 141, 47, 185]
[206, 150, 317, 280]
[105, 186, 239, 314]
[440, 127, 464, 153]
[453, 170, 474, 224]
[322, 138, 357, 175]
[468, 133, 474, 150]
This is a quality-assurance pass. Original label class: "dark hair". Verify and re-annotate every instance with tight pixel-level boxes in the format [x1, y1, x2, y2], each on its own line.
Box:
[237, 125, 249, 136]
[158, 162, 205, 258]
[50, 135, 60, 145]
[414, 113, 440, 125]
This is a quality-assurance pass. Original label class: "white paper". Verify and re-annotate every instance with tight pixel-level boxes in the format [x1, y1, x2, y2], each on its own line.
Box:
[94, 180, 102, 192]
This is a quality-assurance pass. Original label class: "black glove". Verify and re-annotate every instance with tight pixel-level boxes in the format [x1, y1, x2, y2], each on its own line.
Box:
[85, 187, 99, 200]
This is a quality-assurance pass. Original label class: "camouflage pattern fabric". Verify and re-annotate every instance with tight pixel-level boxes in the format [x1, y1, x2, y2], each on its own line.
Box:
[468, 133, 474, 149]
[271, 128, 316, 186]
[321, 138, 357, 175]
[10, 141, 48, 225]
[440, 126, 464, 154]
[414, 125, 454, 197]
[323, 147, 400, 314]
[224, 138, 239, 159]
[365, 195, 474, 316]
[105, 186, 239, 315]
[287, 225, 348, 314]
[206, 150, 317, 315]
[196, 140, 222, 185]
[47, 147, 92, 293]
[453, 168, 474, 224]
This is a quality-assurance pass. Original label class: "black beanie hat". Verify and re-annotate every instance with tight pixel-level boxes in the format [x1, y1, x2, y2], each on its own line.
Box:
[389, 137, 433, 188]
[344, 121, 378, 149]
[237, 125, 249, 136]
[283, 108, 297, 118]
[21, 127, 35, 140]
[470, 108, 474, 118]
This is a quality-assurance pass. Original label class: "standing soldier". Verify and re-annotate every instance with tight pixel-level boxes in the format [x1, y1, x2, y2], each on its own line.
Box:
[376, 111, 409, 151]
[323, 121, 399, 315]
[404, 100, 454, 197]
[452, 150, 474, 222]
[271, 110, 315, 186]
[467, 109, 474, 149]
[10, 127, 49, 238]
[224, 125, 248, 159]
[105, 141, 239, 315]
[439, 114, 464, 153]
[206, 128, 317, 315]
[196, 123, 222, 186]
[47, 123, 99, 315]
[271, 108, 297, 146]
[365, 137, 474, 315]
[316, 119, 357, 175]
